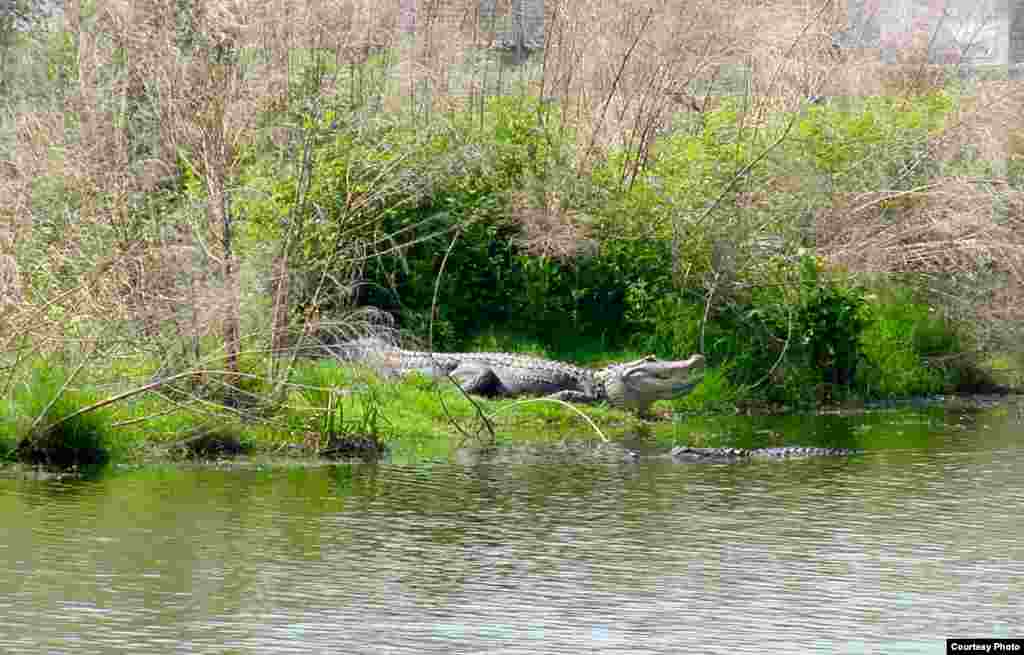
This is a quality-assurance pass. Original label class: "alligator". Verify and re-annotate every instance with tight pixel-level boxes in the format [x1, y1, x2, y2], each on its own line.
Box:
[331, 338, 705, 415]
[663, 445, 861, 463]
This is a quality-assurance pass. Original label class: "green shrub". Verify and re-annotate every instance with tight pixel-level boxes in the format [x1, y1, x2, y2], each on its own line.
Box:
[858, 286, 963, 396]
[626, 290, 704, 359]
[673, 365, 740, 413]
[10, 365, 113, 469]
[791, 92, 955, 186]
[790, 258, 867, 391]
[288, 359, 390, 444]
[666, 258, 866, 404]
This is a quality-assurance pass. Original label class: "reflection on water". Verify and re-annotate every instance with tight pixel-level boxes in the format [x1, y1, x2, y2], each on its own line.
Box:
[1, 403, 1023, 654]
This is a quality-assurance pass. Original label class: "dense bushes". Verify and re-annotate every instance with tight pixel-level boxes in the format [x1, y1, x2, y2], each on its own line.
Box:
[3, 365, 113, 469]
[858, 285, 968, 396]
[246, 89, 985, 404]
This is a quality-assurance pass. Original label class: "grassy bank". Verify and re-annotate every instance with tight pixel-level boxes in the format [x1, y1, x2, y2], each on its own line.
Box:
[0, 348, 661, 470]
[4, 312, 1019, 472]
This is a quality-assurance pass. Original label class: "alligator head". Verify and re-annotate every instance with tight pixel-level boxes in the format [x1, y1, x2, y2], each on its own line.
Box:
[603, 354, 706, 415]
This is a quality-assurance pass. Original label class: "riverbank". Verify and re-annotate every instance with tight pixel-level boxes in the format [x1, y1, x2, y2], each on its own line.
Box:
[0, 350, 659, 471]
[3, 342, 1020, 473]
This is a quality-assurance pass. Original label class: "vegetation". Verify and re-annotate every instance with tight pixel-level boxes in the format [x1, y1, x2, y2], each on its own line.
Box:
[2, 0, 1023, 469]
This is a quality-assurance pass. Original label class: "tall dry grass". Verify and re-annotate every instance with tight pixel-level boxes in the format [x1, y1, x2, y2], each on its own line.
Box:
[809, 7, 1024, 344]
[2, 0, 1023, 372]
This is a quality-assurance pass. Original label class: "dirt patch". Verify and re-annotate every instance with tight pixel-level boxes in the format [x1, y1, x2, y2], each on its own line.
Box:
[170, 430, 251, 460]
[319, 434, 388, 460]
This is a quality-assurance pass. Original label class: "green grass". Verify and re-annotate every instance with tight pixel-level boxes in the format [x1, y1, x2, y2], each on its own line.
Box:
[12, 335, 999, 471]
[672, 366, 741, 414]
[857, 287, 965, 397]
[0, 347, 661, 470]
[21, 327, 965, 470]
[2, 364, 117, 469]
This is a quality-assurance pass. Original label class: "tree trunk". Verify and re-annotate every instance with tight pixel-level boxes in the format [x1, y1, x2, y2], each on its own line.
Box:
[205, 167, 240, 388]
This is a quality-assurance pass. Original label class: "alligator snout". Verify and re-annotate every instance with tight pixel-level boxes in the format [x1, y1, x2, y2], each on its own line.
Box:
[626, 354, 705, 386]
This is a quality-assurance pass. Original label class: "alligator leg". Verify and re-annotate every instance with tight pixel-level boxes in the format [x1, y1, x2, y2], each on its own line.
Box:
[548, 389, 657, 419]
[448, 363, 505, 397]
[547, 390, 599, 404]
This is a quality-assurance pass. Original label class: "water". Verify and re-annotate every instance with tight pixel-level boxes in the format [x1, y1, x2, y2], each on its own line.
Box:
[2, 400, 1023, 654]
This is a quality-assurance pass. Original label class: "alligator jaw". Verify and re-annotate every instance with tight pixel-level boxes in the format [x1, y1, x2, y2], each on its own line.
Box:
[612, 354, 706, 415]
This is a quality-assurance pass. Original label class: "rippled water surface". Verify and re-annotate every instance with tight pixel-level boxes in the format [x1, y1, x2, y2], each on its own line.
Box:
[2, 402, 1023, 654]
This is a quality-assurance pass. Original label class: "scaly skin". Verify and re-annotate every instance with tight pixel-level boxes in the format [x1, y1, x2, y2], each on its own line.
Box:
[668, 446, 861, 462]
[622, 446, 862, 463]
[332, 339, 705, 414]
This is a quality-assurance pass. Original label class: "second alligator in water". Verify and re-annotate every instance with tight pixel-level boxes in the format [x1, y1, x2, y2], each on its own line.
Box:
[331, 338, 705, 415]
[664, 445, 861, 463]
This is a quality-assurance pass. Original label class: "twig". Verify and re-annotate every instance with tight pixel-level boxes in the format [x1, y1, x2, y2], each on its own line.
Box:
[428, 228, 497, 443]
[28, 343, 99, 433]
[580, 7, 654, 174]
[32, 371, 202, 437]
[490, 397, 609, 443]
[700, 270, 721, 354]
[747, 303, 794, 391]
[691, 110, 801, 228]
